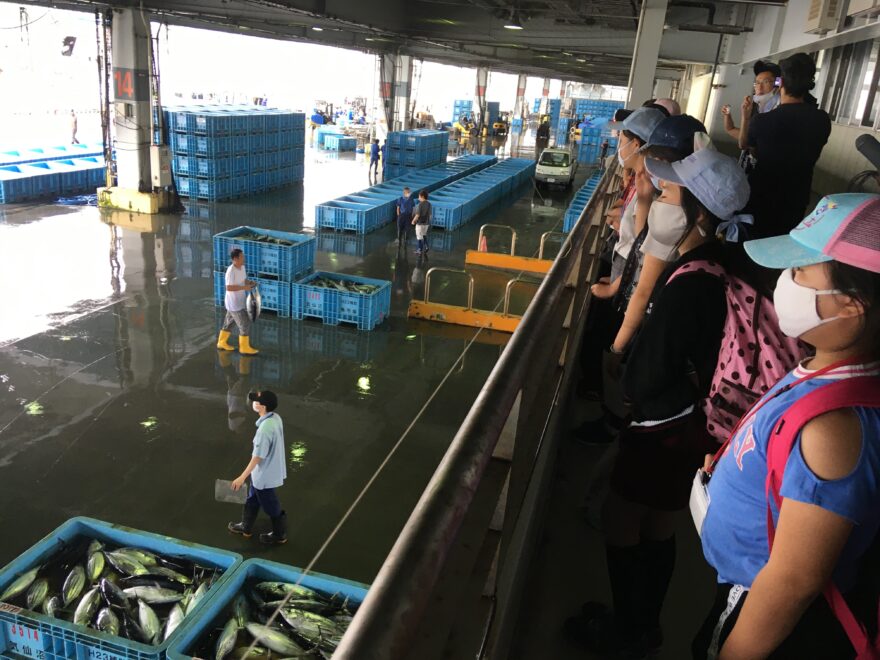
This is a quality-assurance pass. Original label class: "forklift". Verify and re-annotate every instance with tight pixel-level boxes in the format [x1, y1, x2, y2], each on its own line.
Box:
[493, 112, 510, 136]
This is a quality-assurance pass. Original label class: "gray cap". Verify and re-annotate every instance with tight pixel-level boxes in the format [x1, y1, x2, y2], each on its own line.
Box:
[644, 149, 750, 221]
[620, 107, 667, 142]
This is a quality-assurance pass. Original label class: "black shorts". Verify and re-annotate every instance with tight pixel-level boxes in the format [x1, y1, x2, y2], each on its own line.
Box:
[610, 413, 715, 511]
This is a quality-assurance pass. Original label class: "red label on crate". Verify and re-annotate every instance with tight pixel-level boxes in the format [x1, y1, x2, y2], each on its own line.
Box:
[6, 621, 42, 658]
[0, 603, 22, 614]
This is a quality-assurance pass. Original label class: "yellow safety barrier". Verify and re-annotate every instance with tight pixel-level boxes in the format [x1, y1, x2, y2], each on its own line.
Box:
[464, 225, 565, 275]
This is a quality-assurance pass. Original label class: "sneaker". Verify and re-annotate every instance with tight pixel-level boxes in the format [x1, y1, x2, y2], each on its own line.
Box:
[571, 417, 618, 446]
[227, 522, 252, 538]
[259, 531, 287, 545]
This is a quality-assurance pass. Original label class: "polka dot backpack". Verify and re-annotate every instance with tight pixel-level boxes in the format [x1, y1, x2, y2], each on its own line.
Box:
[667, 259, 808, 443]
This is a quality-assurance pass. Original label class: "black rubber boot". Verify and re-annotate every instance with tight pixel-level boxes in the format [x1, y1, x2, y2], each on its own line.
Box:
[260, 510, 288, 545]
[228, 505, 258, 538]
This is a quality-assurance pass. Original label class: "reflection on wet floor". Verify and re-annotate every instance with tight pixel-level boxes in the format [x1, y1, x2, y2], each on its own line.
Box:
[0, 133, 593, 585]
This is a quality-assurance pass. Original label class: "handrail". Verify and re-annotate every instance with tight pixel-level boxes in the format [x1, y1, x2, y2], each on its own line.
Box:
[501, 277, 537, 317]
[423, 267, 475, 309]
[537, 230, 566, 260]
[334, 165, 617, 660]
[478, 223, 518, 256]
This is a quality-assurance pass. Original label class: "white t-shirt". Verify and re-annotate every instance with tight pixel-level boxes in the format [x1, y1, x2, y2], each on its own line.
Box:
[225, 264, 247, 312]
[613, 197, 637, 260]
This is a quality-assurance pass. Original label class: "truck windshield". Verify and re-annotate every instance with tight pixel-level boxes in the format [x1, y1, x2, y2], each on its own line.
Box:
[540, 152, 570, 167]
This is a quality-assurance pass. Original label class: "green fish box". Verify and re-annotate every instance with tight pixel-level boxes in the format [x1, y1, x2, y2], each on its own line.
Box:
[0, 517, 242, 660]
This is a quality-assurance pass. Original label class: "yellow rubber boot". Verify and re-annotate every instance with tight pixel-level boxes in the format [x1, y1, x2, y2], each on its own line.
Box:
[239, 335, 259, 355]
[217, 330, 235, 351]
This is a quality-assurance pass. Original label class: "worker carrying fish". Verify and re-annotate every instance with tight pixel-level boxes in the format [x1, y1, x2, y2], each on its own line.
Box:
[396, 186, 415, 247]
[228, 390, 288, 545]
[216, 248, 259, 355]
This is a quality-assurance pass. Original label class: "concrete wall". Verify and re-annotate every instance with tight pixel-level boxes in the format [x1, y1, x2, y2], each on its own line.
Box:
[814, 123, 875, 195]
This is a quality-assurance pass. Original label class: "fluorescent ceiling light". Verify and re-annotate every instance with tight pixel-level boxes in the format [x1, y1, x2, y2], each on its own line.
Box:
[504, 10, 523, 29]
[312, 26, 323, 31]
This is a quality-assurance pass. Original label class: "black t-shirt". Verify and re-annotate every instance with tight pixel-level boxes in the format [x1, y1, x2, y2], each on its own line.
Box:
[746, 102, 831, 238]
[415, 200, 432, 224]
[623, 241, 727, 423]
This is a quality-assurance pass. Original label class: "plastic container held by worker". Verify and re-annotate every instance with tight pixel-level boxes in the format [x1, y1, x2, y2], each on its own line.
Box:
[292, 271, 392, 331]
[0, 516, 242, 660]
[166, 558, 368, 660]
[212, 226, 316, 281]
[213, 272, 293, 317]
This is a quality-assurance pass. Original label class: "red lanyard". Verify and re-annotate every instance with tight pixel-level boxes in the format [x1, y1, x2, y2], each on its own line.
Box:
[706, 357, 867, 474]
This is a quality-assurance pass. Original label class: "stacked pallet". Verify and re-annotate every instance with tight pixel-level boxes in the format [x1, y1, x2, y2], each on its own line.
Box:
[578, 122, 618, 165]
[563, 172, 603, 232]
[547, 99, 562, 130]
[572, 98, 625, 119]
[0, 144, 105, 203]
[383, 129, 449, 179]
[316, 154, 496, 234]
[452, 99, 473, 122]
[430, 158, 537, 230]
[166, 105, 305, 201]
[555, 118, 574, 147]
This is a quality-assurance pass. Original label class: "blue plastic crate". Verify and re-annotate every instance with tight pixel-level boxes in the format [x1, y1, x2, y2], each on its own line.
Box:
[214, 271, 293, 317]
[212, 225, 316, 280]
[167, 558, 368, 660]
[0, 516, 241, 660]
[292, 271, 391, 330]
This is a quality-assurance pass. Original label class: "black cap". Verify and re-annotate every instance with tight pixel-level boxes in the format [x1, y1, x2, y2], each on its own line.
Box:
[248, 390, 278, 411]
[754, 59, 781, 79]
[613, 108, 633, 123]
[646, 114, 707, 154]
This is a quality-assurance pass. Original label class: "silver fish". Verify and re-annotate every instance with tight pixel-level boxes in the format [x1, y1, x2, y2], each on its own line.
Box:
[146, 566, 191, 585]
[87, 551, 105, 582]
[0, 567, 39, 602]
[87, 540, 103, 555]
[163, 602, 185, 642]
[62, 565, 86, 607]
[123, 586, 183, 605]
[115, 547, 158, 567]
[96, 607, 119, 636]
[42, 595, 62, 618]
[105, 551, 148, 577]
[245, 623, 305, 656]
[73, 587, 101, 626]
[246, 287, 262, 322]
[137, 599, 160, 644]
[216, 617, 239, 660]
[25, 578, 49, 611]
[232, 593, 250, 629]
[186, 582, 208, 615]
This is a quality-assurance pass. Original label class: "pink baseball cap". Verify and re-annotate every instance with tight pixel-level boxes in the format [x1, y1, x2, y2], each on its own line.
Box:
[744, 193, 880, 274]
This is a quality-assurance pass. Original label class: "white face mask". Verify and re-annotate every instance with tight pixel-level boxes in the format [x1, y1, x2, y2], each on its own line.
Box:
[647, 200, 688, 246]
[617, 138, 632, 167]
[773, 268, 842, 338]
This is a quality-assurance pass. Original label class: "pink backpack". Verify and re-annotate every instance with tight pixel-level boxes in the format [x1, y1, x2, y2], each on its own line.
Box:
[767, 377, 880, 659]
[668, 259, 807, 442]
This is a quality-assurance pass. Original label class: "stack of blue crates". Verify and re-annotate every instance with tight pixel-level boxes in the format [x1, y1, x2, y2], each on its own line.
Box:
[563, 171, 603, 232]
[384, 129, 449, 179]
[533, 98, 541, 113]
[511, 117, 524, 131]
[324, 134, 356, 151]
[315, 154, 497, 234]
[166, 105, 305, 201]
[555, 118, 574, 147]
[452, 99, 473, 123]
[430, 158, 537, 230]
[212, 225, 316, 317]
[578, 121, 618, 165]
[547, 99, 562, 130]
[486, 101, 501, 128]
[0, 144, 105, 203]
[572, 98, 625, 120]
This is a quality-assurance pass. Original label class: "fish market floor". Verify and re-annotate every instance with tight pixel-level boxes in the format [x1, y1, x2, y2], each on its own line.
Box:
[0, 139, 588, 595]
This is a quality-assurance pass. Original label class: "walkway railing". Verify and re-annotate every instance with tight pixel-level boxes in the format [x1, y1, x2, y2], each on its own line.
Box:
[335, 164, 619, 660]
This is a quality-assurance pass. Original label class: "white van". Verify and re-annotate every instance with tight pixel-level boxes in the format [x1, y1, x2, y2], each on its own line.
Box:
[535, 148, 577, 187]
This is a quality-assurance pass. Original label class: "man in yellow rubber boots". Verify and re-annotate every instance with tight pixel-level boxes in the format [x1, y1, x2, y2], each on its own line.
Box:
[217, 248, 259, 355]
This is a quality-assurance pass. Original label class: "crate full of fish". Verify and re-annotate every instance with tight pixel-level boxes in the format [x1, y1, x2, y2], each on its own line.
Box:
[0, 516, 241, 660]
[213, 226, 316, 281]
[167, 558, 367, 660]
[292, 271, 391, 331]
[213, 272, 293, 318]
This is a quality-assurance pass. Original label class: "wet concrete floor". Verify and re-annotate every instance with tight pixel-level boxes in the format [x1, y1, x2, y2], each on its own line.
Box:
[0, 133, 594, 588]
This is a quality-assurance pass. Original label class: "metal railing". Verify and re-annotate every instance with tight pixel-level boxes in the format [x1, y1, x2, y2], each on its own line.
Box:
[335, 164, 618, 660]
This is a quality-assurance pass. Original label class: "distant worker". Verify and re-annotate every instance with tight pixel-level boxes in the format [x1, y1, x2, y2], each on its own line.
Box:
[599, 139, 610, 163]
[381, 139, 388, 179]
[396, 186, 415, 247]
[411, 189, 432, 256]
[70, 110, 79, 145]
[537, 120, 550, 140]
[217, 248, 259, 355]
[369, 139, 380, 183]
[228, 390, 288, 545]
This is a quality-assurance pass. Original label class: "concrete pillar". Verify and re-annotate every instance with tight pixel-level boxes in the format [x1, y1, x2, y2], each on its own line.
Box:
[559, 80, 567, 99]
[474, 66, 489, 131]
[540, 77, 550, 114]
[379, 53, 413, 133]
[513, 73, 527, 119]
[625, 0, 668, 109]
[111, 8, 152, 191]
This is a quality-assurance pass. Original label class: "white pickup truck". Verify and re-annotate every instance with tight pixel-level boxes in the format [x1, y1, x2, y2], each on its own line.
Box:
[534, 147, 578, 187]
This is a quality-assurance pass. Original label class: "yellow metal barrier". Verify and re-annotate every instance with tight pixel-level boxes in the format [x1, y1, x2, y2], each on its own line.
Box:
[464, 225, 565, 275]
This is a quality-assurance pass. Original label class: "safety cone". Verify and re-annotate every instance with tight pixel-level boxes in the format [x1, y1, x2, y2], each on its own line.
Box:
[479, 235, 488, 252]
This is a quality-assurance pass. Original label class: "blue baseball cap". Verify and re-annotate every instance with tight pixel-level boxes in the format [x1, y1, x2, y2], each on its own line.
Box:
[745, 193, 880, 273]
[644, 114, 707, 154]
[619, 107, 666, 142]
[644, 149, 750, 221]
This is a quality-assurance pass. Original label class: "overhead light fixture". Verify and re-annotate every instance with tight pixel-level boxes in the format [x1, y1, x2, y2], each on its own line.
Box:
[576, 58, 586, 63]
[504, 10, 523, 30]
[312, 26, 323, 31]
